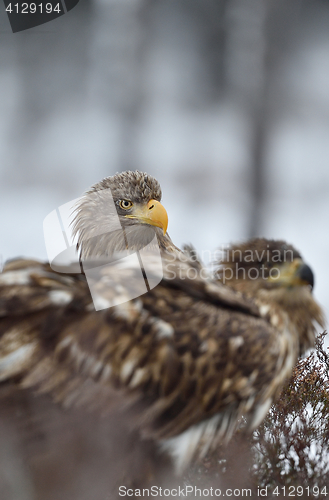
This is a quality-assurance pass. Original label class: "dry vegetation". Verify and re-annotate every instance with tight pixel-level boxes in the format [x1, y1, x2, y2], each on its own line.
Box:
[186, 332, 329, 498]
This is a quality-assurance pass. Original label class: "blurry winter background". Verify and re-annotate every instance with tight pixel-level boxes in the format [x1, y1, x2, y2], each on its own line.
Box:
[0, 0, 328, 322]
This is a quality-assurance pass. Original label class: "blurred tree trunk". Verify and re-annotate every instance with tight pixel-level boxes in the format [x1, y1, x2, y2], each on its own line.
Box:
[224, 0, 304, 237]
[223, 0, 269, 238]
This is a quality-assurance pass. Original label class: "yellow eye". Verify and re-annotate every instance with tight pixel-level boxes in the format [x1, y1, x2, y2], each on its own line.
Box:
[119, 200, 133, 210]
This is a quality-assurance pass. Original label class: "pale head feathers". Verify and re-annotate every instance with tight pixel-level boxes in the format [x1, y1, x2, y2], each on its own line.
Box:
[71, 171, 176, 259]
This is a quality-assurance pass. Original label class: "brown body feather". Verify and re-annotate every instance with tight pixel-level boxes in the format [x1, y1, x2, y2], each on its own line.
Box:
[0, 248, 323, 473]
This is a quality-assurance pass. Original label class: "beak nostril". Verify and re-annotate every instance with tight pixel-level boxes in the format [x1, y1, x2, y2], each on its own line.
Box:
[149, 204, 154, 210]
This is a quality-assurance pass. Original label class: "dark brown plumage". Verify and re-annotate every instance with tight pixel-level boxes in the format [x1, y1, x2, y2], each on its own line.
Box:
[0, 172, 325, 498]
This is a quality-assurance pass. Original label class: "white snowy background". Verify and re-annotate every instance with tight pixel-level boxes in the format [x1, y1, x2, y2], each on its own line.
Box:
[0, 0, 328, 326]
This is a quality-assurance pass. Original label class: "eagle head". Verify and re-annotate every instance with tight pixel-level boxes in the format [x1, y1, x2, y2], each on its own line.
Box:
[71, 171, 172, 259]
[216, 238, 325, 354]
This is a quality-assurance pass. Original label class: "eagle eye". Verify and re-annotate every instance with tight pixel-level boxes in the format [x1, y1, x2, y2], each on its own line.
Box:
[119, 200, 133, 210]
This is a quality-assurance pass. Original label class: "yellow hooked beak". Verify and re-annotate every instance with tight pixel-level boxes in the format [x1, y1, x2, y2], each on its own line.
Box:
[268, 258, 314, 289]
[124, 199, 168, 235]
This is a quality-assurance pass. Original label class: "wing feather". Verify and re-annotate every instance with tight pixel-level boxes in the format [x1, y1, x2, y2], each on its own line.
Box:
[0, 255, 285, 467]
